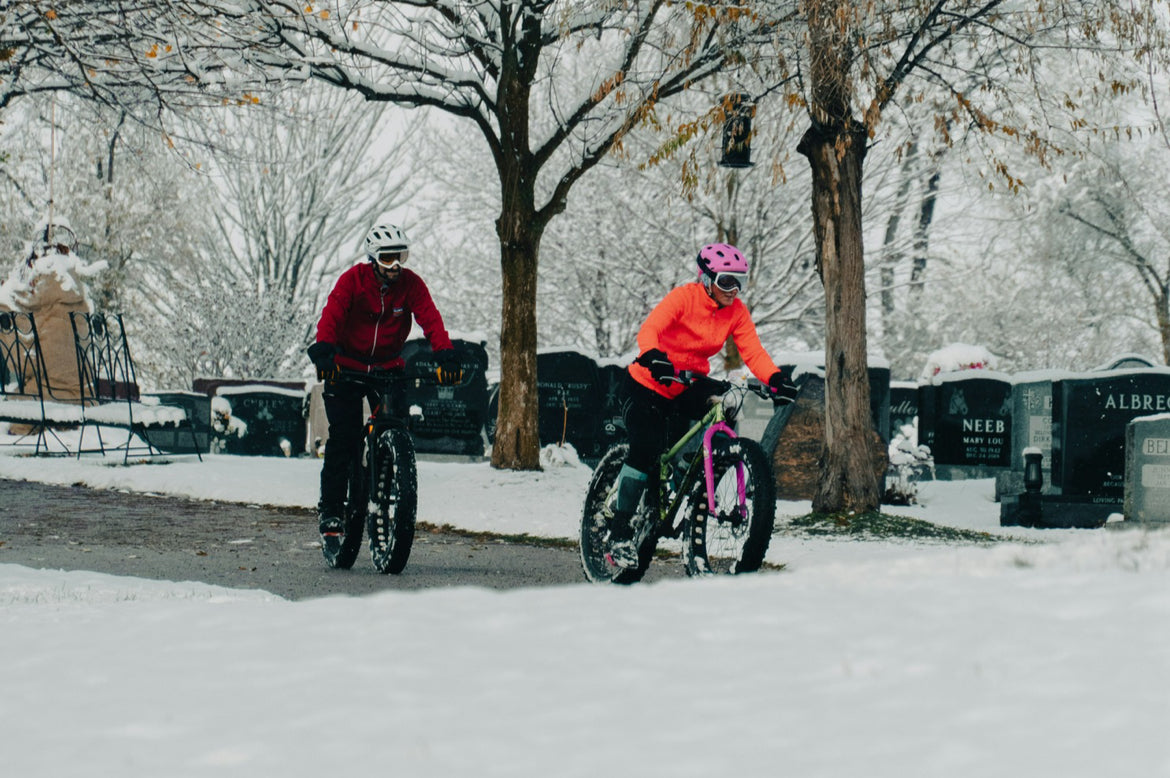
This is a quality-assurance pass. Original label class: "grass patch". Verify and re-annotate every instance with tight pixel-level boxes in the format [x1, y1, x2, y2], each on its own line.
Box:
[424, 522, 579, 550]
[784, 510, 998, 544]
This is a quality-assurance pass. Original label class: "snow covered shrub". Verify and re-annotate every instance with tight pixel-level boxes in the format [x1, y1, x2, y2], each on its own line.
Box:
[884, 419, 934, 506]
[209, 396, 247, 453]
[539, 442, 582, 468]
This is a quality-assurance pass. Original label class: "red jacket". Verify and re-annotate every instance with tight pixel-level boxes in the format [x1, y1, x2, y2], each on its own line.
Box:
[315, 263, 453, 371]
[630, 282, 779, 398]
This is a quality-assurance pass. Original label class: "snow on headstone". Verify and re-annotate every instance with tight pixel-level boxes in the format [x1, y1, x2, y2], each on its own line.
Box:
[919, 343, 997, 382]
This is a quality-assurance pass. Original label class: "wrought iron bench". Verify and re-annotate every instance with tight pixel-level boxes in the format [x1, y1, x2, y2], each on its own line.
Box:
[69, 312, 203, 462]
[0, 311, 84, 453]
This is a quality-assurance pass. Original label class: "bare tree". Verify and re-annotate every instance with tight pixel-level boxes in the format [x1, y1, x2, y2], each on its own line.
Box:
[184, 0, 768, 470]
[193, 85, 424, 333]
[1, 1, 272, 116]
[746, 0, 1151, 513]
[0, 92, 215, 315]
[417, 88, 825, 366]
[1048, 141, 1170, 365]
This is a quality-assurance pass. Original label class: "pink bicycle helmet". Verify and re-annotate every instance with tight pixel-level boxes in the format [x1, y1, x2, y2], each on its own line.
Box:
[696, 243, 749, 293]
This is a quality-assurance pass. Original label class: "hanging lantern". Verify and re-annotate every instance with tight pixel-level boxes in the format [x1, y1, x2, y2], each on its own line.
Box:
[719, 93, 755, 169]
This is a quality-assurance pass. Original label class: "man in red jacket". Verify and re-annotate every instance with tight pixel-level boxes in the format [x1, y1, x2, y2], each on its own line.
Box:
[307, 220, 461, 543]
[606, 242, 799, 568]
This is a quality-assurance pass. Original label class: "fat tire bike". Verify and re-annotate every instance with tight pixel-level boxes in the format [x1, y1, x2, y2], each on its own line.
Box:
[321, 368, 431, 575]
[580, 372, 780, 584]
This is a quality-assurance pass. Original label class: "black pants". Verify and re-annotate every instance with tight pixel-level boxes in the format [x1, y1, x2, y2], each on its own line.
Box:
[622, 372, 724, 474]
[318, 375, 406, 515]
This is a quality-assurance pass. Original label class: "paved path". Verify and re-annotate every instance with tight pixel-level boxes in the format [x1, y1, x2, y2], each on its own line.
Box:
[0, 478, 678, 599]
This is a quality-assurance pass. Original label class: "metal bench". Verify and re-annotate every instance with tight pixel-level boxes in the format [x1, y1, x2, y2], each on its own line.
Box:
[0, 311, 86, 453]
[69, 312, 203, 462]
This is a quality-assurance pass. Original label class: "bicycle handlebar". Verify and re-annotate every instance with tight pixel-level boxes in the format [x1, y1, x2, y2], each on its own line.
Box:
[328, 366, 447, 387]
[667, 370, 777, 401]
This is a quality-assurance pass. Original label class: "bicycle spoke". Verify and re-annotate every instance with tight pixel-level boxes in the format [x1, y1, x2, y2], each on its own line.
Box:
[685, 438, 775, 576]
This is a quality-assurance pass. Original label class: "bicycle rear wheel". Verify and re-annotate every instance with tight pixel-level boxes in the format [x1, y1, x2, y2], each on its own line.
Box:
[323, 457, 367, 570]
[367, 427, 418, 575]
[684, 437, 775, 576]
[579, 444, 657, 584]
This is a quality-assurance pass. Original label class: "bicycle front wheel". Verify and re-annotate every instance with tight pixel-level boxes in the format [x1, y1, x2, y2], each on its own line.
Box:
[367, 427, 418, 575]
[684, 437, 775, 576]
[579, 444, 657, 584]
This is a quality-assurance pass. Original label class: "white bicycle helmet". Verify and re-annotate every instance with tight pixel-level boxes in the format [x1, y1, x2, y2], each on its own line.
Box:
[363, 222, 410, 260]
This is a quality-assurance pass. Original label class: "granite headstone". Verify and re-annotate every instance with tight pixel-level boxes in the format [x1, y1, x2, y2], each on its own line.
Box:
[925, 371, 1012, 472]
[401, 338, 490, 457]
[217, 385, 307, 456]
[1052, 369, 1170, 502]
[1123, 414, 1170, 524]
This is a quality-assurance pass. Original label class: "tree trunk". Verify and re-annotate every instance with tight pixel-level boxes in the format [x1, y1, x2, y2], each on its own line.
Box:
[879, 141, 916, 321]
[909, 167, 941, 297]
[722, 337, 743, 372]
[490, 176, 545, 470]
[1157, 287, 1170, 366]
[798, 122, 881, 513]
[488, 26, 546, 471]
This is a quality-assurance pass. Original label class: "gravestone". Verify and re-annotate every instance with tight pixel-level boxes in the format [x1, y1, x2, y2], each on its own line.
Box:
[193, 377, 305, 396]
[596, 361, 630, 454]
[770, 360, 891, 441]
[537, 350, 604, 462]
[1123, 415, 1170, 524]
[925, 371, 1012, 475]
[734, 381, 777, 443]
[140, 391, 212, 455]
[868, 366, 892, 442]
[917, 382, 936, 453]
[401, 338, 490, 457]
[994, 370, 1070, 501]
[1052, 368, 1170, 502]
[217, 385, 307, 456]
[306, 383, 328, 456]
[889, 381, 918, 438]
[1011, 373, 1060, 463]
[1098, 354, 1155, 370]
[766, 373, 888, 500]
[486, 351, 607, 461]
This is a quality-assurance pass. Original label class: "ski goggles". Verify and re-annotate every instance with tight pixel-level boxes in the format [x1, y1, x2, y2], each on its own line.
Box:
[712, 271, 747, 293]
[374, 249, 409, 270]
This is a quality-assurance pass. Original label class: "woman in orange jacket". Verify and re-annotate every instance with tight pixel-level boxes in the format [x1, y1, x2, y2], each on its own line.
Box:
[607, 242, 797, 567]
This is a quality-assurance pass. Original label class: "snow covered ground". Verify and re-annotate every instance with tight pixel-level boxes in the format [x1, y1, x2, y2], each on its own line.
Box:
[1, 437, 1168, 777]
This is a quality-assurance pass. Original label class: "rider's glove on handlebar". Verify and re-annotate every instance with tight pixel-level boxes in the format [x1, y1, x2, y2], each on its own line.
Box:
[435, 349, 463, 386]
[308, 342, 340, 381]
[768, 367, 799, 405]
[635, 348, 675, 385]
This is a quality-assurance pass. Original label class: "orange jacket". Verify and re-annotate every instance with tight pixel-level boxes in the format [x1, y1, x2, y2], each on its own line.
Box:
[629, 282, 779, 398]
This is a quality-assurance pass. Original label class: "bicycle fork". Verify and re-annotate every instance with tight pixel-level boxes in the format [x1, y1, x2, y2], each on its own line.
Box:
[701, 422, 747, 519]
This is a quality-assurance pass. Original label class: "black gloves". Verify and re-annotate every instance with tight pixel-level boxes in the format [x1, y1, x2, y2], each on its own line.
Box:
[435, 349, 463, 386]
[635, 348, 675, 385]
[768, 367, 799, 404]
[307, 342, 340, 380]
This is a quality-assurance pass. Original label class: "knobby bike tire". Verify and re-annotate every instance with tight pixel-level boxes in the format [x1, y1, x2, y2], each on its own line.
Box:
[579, 444, 658, 585]
[684, 437, 775, 576]
[367, 427, 418, 575]
[323, 457, 367, 570]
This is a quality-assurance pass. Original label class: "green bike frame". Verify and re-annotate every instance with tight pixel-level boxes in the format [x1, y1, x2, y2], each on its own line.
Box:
[656, 398, 746, 526]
